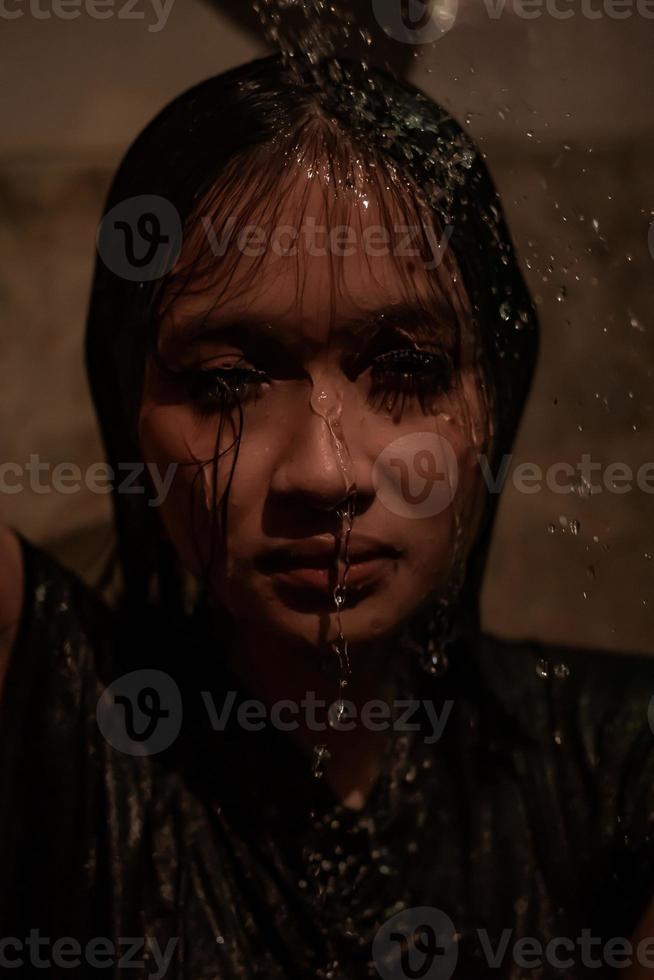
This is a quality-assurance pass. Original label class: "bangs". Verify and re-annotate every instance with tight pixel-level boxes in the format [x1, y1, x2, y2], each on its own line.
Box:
[86, 54, 537, 620]
[153, 112, 495, 443]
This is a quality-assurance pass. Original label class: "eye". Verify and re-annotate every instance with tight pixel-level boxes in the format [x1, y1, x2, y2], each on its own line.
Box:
[368, 347, 456, 414]
[183, 365, 270, 416]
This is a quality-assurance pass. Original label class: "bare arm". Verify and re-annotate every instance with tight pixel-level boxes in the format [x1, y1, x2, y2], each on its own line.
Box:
[0, 524, 24, 699]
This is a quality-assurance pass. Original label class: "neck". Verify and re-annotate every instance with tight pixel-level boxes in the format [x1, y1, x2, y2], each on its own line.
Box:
[219, 616, 410, 810]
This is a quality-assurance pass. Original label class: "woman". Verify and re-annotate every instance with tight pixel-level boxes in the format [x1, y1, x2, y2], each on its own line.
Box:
[1, 55, 653, 979]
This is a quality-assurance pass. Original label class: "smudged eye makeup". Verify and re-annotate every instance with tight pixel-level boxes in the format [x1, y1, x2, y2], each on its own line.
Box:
[181, 363, 271, 416]
[180, 344, 456, 419]
[366, 347, 455, 414]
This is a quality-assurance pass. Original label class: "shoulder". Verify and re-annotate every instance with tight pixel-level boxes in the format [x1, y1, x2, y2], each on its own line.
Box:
[476, 631, 654, 734]
[484, 630, 654, 709]
[477, 630, 654, 708]
[0, 525, 24, 696]
[476, 632, 654, 814]
[0, 529, 118, 707]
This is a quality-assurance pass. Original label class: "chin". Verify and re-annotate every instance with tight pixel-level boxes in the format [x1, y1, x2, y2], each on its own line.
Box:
[221, 569, 416, 650]
[263, 594, 406, 651]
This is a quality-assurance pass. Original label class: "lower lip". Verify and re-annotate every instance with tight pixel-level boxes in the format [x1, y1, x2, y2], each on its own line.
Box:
[273, 556, 395, 593]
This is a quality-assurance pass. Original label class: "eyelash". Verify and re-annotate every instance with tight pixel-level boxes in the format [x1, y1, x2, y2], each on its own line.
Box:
[183, 365, 268, 416]
[367, 348, 455, 414]
[183, 349, 455, 417]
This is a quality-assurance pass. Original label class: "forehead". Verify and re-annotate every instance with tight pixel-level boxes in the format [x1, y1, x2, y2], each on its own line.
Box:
[161, 163, 457, 347]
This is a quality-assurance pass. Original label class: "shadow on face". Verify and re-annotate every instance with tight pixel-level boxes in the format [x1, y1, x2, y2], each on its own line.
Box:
[139, 149, 490, 654]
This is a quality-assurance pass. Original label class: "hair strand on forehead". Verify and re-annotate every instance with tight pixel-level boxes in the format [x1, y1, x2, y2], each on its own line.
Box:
[85, 54, 538, 645]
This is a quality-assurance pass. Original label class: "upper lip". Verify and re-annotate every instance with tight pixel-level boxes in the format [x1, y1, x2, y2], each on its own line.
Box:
[258, 533, 402, 572]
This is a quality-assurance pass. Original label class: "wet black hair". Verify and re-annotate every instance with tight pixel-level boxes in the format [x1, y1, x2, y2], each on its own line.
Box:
[86, 54, 539, 646]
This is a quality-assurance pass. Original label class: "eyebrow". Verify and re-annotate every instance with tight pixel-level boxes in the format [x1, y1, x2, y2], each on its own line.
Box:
[345, 301, 458, 347]
[163, 300, 458, 361]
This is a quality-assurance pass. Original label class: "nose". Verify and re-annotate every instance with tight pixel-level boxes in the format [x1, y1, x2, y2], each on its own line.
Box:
[269, 394, 374, 514]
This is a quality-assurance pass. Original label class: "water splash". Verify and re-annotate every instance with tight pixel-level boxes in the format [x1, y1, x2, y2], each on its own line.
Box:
[312, 742, 332, 779]
[253, 0, 351, 72]
[329, 493, 356, 722]
[309, 381, 358, 777]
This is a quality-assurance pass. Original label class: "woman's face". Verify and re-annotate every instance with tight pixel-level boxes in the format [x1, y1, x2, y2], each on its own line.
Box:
[139, 167, 488, 652]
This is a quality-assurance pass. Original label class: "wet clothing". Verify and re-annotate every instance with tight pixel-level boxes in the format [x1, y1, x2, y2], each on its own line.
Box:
[1, 533, 653, 979]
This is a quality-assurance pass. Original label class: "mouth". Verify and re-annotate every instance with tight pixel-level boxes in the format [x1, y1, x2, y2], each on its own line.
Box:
[256, 534, 402, 609]
[274, 555, 394, 592]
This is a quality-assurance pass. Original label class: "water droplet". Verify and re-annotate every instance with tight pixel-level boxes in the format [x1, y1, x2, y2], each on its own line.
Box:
[558, 515, 580, 535]
[328, 699, 347, 728]
[571, 475, 593, 498]
[421, 646, 449, 677]
[312, 743, 331, 778]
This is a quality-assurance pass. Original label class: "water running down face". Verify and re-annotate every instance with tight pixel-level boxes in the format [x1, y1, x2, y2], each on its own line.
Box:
[138, 149, 491, 657]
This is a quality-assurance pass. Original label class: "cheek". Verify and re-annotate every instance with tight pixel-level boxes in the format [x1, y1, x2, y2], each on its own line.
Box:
[358, 387, 483, 517]
[138, 399, 276, 574]
[352, 383, 485, 594]
[138, 401, 210, 576]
